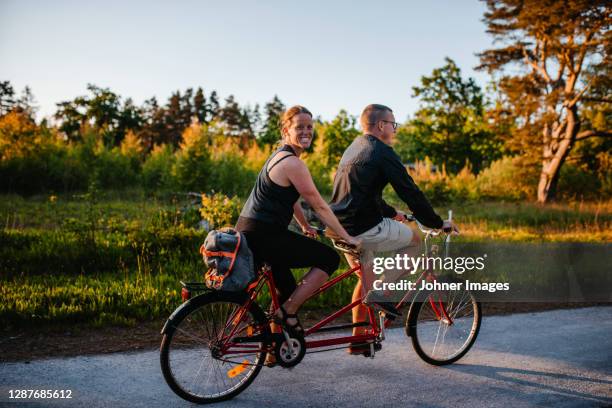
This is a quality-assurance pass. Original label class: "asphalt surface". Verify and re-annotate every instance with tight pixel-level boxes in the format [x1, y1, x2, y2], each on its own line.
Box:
[1, 307, 611, 407]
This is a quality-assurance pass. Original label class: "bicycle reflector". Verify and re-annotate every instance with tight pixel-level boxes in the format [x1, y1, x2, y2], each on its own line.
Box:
[181, 287, 191, 301]
[227, 360, 250, 378]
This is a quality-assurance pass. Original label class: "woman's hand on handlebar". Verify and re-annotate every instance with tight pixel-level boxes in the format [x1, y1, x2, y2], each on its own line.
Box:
[345, 236, 362, 250]
[301, 224, 318, 238]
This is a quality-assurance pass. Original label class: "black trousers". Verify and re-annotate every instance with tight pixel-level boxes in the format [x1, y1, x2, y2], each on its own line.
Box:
[237, 220, 340, 305]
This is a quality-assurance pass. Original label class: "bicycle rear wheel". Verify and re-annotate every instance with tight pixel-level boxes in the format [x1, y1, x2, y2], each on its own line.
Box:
[160, 291, 269, 403]
[406, 287, 481, 365]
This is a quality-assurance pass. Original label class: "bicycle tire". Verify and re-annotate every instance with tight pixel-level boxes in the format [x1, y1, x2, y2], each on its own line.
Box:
[406, 288, 481, 366]
[160, 291, 269, 404]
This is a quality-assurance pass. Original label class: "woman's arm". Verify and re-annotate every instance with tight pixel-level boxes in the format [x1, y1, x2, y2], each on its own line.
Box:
[285, 158, 359, 245]
[293, 202, 317, 237]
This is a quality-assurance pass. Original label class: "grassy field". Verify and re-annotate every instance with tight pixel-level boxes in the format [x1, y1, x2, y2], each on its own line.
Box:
[1, 190, 610, 330]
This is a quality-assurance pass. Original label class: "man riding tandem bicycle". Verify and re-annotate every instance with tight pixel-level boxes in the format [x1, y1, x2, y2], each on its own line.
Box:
[159, 213, 481, 404]
[159, 104, 482, 404]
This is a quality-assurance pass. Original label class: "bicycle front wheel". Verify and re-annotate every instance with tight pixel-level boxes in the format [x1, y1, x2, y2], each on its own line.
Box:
[406, 288, 481, 365]
[160, 291, 269, 404]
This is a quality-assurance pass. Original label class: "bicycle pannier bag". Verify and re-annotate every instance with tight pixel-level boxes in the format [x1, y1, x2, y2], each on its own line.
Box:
[200, 227, 255, 291]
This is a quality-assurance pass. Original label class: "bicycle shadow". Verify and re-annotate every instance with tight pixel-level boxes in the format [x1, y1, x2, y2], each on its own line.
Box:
[444, 363, 612, 406]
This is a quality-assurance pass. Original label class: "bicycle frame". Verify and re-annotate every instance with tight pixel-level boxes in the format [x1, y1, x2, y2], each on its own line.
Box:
[219, 261, 448, 358]
[218, 215, 456, 358]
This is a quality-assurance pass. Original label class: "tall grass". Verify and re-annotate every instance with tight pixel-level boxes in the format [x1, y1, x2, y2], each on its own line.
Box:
[1, 192, 610, 330]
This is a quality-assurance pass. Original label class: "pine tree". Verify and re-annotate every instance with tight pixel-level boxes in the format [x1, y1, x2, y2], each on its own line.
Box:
[193, 87, 207, 124]
[258, 95, 285, 146]
[207, 90, 220, 121]
[0, 81, 16, 116]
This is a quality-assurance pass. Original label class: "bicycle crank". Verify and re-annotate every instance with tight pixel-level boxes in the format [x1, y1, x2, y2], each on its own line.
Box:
[274, 331, 306, 368]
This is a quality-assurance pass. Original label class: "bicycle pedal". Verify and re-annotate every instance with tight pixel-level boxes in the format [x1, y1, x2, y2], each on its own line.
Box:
[382, 311, 396, 321]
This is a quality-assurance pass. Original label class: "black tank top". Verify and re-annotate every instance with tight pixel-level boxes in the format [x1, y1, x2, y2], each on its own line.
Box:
[237, 145, 300, 231]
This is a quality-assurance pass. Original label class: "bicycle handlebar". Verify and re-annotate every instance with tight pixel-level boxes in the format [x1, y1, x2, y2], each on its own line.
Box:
[403, 210, 454, 237]
[312, 209, 455, 255]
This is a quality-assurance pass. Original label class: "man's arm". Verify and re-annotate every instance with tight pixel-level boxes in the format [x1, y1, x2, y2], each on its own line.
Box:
[382, 151, 443, 229]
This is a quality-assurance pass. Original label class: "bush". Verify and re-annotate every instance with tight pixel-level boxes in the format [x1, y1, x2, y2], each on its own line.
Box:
[475, 156, 538, 201]
[596, 151, 612, 197]
[557, 163, 602, 201]
[408, 159, 453, 204]
[199, 192, 242, 229]
[448, 165, 478, 201]
[92, 147, 139, 189]
[141, 144, 176, 191]
[209, 152, 257, 197]
[173, 123, 214, 192]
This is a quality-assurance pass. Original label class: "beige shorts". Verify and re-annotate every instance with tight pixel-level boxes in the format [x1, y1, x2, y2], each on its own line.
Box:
[347, 218, 415, 266]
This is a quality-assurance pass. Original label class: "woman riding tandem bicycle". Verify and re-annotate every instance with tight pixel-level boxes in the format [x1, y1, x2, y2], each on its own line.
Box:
[159, 105, 480, 404]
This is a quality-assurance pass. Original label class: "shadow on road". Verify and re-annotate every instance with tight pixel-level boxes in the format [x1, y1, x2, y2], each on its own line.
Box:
[445, 363, 612, 406]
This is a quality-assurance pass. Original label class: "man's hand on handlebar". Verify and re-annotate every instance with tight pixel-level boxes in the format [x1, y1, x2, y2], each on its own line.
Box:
[398, 211, 459, 235]
[442, 220, 460, 234]
[393, 210, 407, 222]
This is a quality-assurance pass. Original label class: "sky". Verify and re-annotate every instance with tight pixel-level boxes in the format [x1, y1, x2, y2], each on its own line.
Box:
[0, 0, 495, 122]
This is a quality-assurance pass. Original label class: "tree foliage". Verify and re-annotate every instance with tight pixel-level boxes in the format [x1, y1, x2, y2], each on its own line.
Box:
[258, 95, 285, 147]
[476, 0, 611, 202]
[319, 110, 360, 169]
[398, 58, 503, 173]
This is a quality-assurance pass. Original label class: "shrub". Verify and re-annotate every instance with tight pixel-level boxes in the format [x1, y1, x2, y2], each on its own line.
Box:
[92, 147, 139, 189]
[475, 156, 538, 201]
[173, 122, 214, 192]
[199, 192, 242, 229]
[596, 151, 612, 197]
[208, 152, 257, 197]
[557, 163, 602, 201]
[408, 159, 453, 204]
[141, 144, 176, 191]
[448, 165, 478, 201]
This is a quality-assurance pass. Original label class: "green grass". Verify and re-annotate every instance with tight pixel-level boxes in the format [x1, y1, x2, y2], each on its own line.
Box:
[1, 191, 610, 329]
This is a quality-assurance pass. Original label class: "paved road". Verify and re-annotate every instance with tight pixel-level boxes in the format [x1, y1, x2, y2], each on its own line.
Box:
[1, 307, 611, 407]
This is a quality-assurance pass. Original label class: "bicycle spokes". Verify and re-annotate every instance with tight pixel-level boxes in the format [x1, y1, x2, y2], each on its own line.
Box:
[414, 290, 479, 362]
[163, 301, 265, 401]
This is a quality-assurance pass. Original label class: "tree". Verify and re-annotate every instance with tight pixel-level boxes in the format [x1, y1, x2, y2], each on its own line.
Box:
[180, 88, 194, 125]
[16, 86, 37, 118]
[0, 81, 16, 116]
[320, 110, 360, 169]
[477, 0, 611, 202]
[55, 99, 86, 142]
[164, 91, 185, 146]
[0, 110, 39, 160]
[116, 98, 143, 146]
[207, 90, 220, 121]
[136, 97, 166, 151]
[258, 95, 285, 146]
[54, 84, 142, 146]
[400, 58, 502, 173]
[217, 95, 256, 147]
[193, 87, 207, 124]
